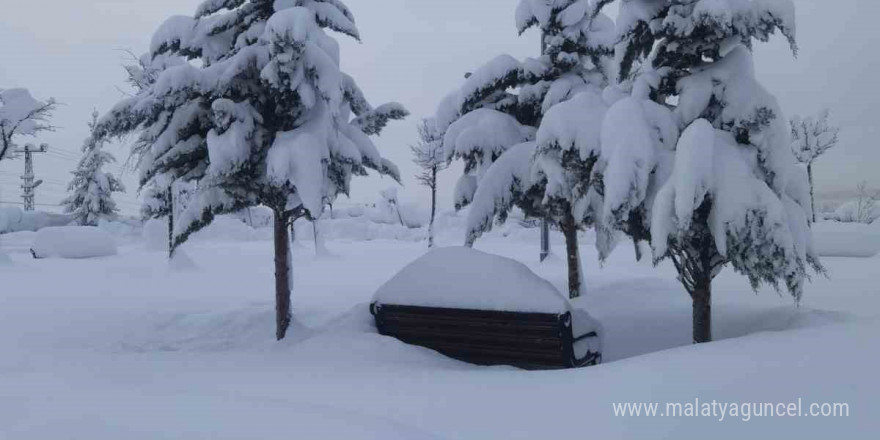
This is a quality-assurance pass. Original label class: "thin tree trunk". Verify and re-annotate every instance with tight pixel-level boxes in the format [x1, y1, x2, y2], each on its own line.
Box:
[561, 215, 582, 299]
[394, 202, 405, 227]
[429, 168, 437, 248]
[633, 237, 643, 261]
[540, 218, 550, 262]
[167, 190, 174, 260]
[808, 162, 816, 222]
[274, 210, 292, 341]
[692, 280, 712, 343]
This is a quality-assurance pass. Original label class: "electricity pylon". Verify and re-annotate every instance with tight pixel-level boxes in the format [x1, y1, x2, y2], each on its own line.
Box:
[15, 143, 48, 211]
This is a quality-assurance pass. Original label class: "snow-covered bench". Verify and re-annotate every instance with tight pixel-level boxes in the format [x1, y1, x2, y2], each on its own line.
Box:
[371, 247, 601, 369]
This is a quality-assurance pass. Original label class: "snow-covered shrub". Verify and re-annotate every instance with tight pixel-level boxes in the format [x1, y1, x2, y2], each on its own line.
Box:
[31, 226, 117, 259]
[829, 183, 880, 224]
[831, 201, 880, 224]
[368, 187, 424, 229]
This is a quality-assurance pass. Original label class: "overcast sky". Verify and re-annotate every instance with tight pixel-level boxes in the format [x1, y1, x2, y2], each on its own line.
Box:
[1, 0, 877, 214]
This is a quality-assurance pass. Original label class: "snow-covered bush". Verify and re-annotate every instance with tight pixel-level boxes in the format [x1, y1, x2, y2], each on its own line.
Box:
[368, 187, 424, 229]
[31, 226, 117, 259]
[96, 0, 407, 340]
[62, 111, 125, 226]
[600, 0, 819, 343]
[831, 201, 880, 224]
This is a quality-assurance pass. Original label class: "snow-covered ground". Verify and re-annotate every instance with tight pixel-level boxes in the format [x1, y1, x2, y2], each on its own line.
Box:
[0, 219, 877, 438]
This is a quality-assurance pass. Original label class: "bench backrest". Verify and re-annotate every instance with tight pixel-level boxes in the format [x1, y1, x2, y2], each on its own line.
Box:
[371, 302, 586, 369]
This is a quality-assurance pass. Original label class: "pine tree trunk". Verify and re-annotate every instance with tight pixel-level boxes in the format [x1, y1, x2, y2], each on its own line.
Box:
[274, 211, 292, 341]
[633, 238, 643, 261]
[167, 190, 174, 260]
[561, 215, 582, 299]
[540, 218, 550, 262]
[808, 162, 816, 222]
[429, 168, 437, 248]
[692, 280, 712, 343]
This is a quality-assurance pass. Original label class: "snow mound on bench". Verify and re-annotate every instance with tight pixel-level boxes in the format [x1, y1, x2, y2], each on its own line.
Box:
[31, 226, 117, 259]
[374, 246, 570, 313]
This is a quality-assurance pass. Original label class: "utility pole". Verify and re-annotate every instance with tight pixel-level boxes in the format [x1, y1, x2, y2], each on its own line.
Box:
[15, 143, 48, 211]
[539, 31, 551, 262]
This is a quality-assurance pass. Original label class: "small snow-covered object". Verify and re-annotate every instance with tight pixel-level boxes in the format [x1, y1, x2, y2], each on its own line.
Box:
[372, 247, 601, 368]
[31, 226, 117, 259]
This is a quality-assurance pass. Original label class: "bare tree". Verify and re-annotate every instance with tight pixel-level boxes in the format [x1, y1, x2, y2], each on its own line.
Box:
[790, 109, 840, 222]
[410, 119, 446, 247]
[0, 89, 56, 162]
[854, 182, 879, 224]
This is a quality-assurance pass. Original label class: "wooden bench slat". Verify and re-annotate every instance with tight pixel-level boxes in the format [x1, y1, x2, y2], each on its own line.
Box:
[371, 302, 599, 369]
[377, 304, 563, 323]
[383, 325, 565, 349]
[379, 315, 562, 336]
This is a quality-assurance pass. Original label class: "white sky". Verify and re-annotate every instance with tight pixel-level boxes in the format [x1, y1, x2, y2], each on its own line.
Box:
[1, 0, 877, 214]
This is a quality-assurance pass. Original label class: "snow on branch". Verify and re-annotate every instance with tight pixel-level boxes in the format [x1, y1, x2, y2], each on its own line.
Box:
[351, 102, 409, 135]
[0, 88, 57, 162]
[790, 109, 839, 165]
[465, 141, 538, 245]
[443, 108, 534, 166]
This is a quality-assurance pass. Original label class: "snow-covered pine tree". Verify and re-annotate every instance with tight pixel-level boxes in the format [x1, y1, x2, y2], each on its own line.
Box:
[62, 111, 126, 226]
[95, 51, 188, 258]
[97, 0, 407, 340]
[458, 0, 615, 299]
[790, 109, 839, 222]
[0, 88, 56, 162]
[410, 118, 446, 247]
[600, 0, 820, 343]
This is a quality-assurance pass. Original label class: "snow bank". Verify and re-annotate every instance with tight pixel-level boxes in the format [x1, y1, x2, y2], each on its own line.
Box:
[191, 215, 270, 242]
[374, 246, 570, 313]
[142, 218, 170, 251]
[811, 222, 880, 258]
[0, 206, 71, 233]
[31, 226, 117, 259]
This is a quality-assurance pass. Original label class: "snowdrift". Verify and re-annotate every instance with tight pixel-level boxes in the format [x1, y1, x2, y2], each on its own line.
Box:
[812, 221, 880, 258]
[0, 207, 71, 233]
[31, 226, 118, 259]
